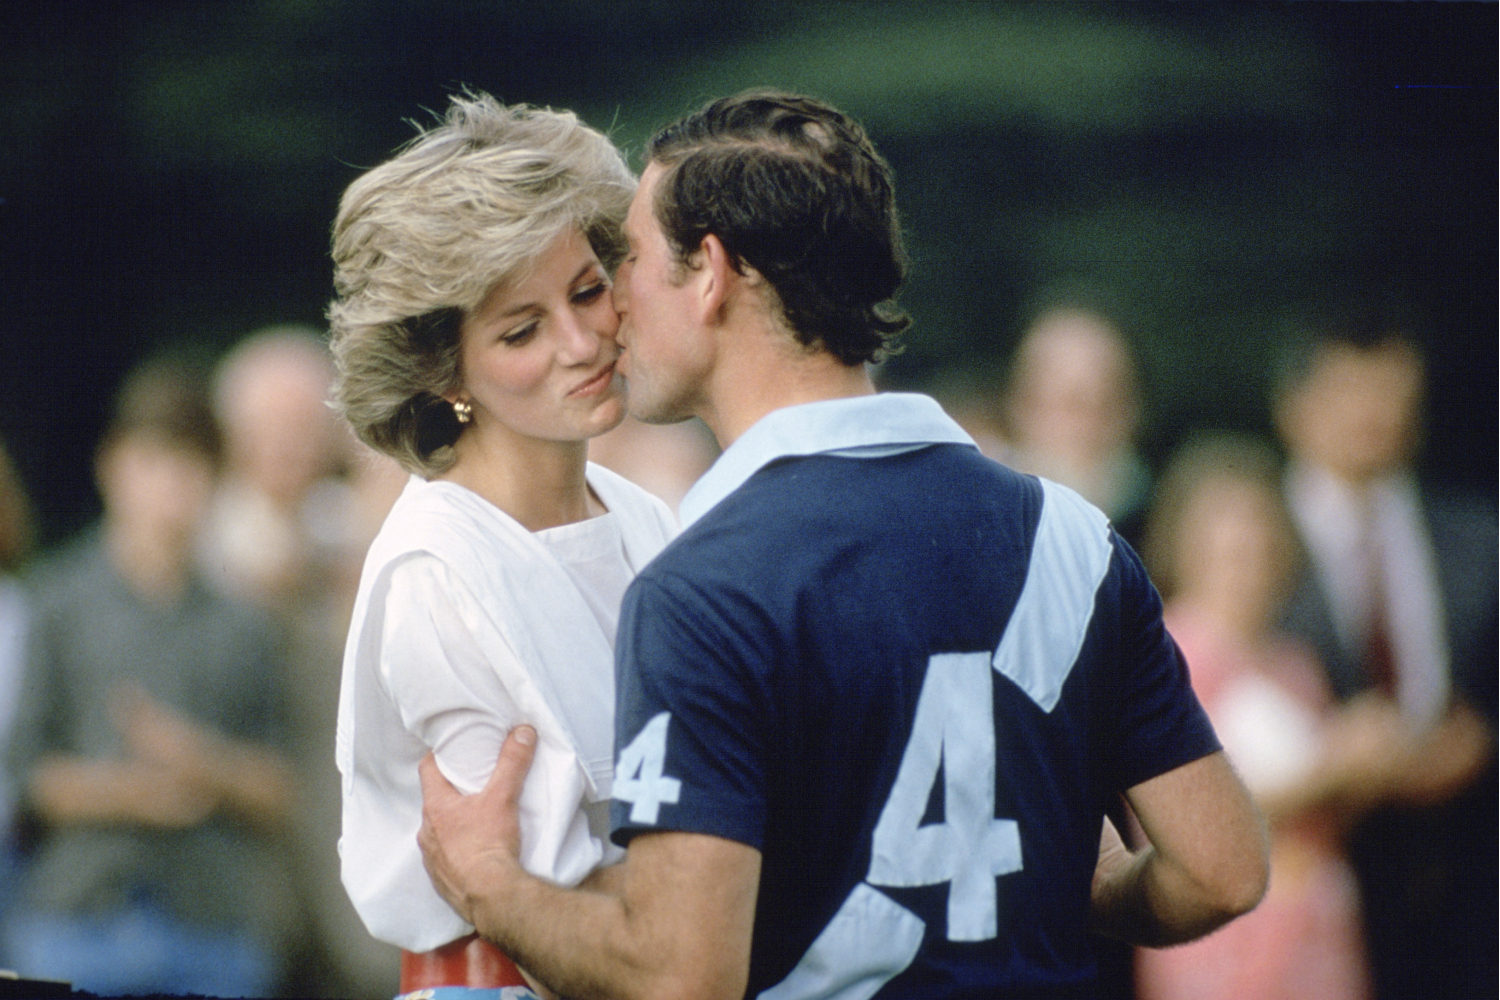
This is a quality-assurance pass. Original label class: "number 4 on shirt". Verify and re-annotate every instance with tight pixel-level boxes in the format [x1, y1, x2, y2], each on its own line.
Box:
[614, 711, 681, 824]
[869, 651, 1020, 941]
[762, 480, 1113, 999]
[759, 651, 1025, 1000]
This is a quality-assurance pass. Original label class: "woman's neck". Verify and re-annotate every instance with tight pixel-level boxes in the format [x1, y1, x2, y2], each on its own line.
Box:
[439, 432, 601, 533]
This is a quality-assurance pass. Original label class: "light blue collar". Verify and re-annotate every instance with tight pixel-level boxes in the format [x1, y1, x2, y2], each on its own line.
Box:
[678, 392, 976, 528]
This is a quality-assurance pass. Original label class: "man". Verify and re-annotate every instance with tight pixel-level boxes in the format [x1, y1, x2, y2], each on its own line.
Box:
[1273, 307, 1496, 1000]
[3, 357, 297, 998]
[999, 303, 1152, 547]
[205, 326, 401, 998]
[419, 90, 1267, 999]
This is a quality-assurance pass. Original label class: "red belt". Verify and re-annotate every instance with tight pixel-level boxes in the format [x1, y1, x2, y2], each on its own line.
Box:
[400, 934, 529, 991]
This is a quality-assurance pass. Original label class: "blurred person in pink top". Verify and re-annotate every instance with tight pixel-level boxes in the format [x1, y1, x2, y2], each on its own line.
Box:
[1136, 434, 1389, 1000]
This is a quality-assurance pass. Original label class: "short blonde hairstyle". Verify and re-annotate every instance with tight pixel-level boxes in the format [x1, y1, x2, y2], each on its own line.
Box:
[327, 92, 635, 476]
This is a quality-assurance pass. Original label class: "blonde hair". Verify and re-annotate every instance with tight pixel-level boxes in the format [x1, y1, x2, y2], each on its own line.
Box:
[327, 92, 635, 476]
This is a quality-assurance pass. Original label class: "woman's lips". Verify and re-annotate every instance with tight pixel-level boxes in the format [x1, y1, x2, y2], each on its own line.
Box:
[570, 361, 617, 397]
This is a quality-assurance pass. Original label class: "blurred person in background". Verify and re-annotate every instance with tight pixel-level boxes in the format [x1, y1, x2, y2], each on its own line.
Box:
[1136, 434, 1379, 1000]
[999, 302, 1152, 546]
[201, 323, 358, 611]
[1, 356, 298, 998]
[204, 324, 401, 997]
[1272, 303, 1496, 1000]
[0, 434, 35, 958]
[328, 92, 676, 999]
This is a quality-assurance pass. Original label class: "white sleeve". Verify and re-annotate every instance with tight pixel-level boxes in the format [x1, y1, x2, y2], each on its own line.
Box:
[381, 554, 611, 887]
[341, 552, 615, 951]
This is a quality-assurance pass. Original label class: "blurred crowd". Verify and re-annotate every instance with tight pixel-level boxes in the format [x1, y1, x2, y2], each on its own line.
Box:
[0, 296, 1491, 999]
[0, 323, 715, 999]
[936, 296, 1496, 1000]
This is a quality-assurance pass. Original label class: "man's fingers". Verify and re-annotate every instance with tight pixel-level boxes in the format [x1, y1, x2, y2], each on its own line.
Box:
[418, 724, 539, 807]
[486, 724, 538, 800]
[418, 751, 458, 801]
[417, 726, 539, 919]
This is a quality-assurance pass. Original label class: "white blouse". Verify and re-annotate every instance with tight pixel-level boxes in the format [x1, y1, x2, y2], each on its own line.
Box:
[336, 464, 676, 951]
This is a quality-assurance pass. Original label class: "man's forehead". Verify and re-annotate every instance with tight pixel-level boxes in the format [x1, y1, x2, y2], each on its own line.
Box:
[625, 162, 664, 235]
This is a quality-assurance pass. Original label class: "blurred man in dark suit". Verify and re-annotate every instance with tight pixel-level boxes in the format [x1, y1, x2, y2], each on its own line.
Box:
[1273, 303, 1496, 1000]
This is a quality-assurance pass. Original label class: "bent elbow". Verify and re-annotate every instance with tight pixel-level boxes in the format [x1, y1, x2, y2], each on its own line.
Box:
[1203, 829, 1271, 926]
[1219, 851, 1270, 919]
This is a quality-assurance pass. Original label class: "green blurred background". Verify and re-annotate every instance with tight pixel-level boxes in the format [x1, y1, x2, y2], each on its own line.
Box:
[2, 0, 1494, 544]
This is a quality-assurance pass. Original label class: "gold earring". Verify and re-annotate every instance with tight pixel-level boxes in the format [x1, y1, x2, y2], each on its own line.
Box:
[453, 399, 473, 424]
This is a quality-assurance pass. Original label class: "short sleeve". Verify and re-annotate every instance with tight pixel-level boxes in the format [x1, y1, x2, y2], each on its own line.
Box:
[380, 555, 611, 884]
[610, 573, 769, 850]
[1100, 540, 1222, 793]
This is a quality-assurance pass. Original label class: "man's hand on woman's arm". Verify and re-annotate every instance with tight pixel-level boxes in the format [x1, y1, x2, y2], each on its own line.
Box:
[418, 726, 760, 1000]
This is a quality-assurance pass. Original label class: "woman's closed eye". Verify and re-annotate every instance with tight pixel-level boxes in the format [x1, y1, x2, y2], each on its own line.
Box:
[500, 320, 539, 346]
[572, 281, 609, 306]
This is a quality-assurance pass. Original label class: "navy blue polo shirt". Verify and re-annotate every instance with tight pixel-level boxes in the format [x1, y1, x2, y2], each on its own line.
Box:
[610, 394, 1218, 999]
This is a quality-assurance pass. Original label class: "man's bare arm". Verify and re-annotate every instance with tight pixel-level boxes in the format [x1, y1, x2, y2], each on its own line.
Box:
[419, 727, 759, 1000]
[1090, 750, 1269, 947]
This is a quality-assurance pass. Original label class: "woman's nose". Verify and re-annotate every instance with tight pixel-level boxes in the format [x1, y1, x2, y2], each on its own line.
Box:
[557, 307, 609, 364]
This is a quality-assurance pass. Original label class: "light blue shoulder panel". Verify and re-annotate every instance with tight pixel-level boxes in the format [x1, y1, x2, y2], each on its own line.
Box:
[991, 478, 1113, 713]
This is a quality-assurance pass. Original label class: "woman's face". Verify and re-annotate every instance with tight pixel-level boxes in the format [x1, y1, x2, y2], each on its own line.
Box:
[453, 226, 626, 447]
[1176, 477, 1292, 617]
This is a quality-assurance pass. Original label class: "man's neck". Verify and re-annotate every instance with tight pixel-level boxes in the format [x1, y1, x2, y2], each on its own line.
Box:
[701, 331, 876, 449]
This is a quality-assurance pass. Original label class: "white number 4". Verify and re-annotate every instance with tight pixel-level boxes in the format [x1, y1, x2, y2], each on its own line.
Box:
[614, 711, 682, 824]
[868, 652, 1021, 942]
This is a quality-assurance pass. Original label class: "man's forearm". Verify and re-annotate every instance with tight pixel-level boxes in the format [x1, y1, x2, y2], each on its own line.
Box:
[457, 838, 753, 1000]
[463, 858, 651, 1000]
[1093, 753, 1269, 947]
[1090, 841, 1246, 947]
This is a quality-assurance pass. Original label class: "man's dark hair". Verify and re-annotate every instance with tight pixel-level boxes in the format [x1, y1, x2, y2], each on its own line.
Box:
[103, 355, 224, 467]
[645, 90, 910, 366]
[1272, 296, 1426, 403]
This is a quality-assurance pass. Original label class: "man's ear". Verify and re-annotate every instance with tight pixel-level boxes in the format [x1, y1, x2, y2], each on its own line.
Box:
[696, 233, 740, 324]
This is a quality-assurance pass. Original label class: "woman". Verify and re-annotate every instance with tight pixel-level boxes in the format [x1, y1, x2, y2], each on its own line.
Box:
[1135, 435, 1376, 1000]
[329, 93, 676, 999]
